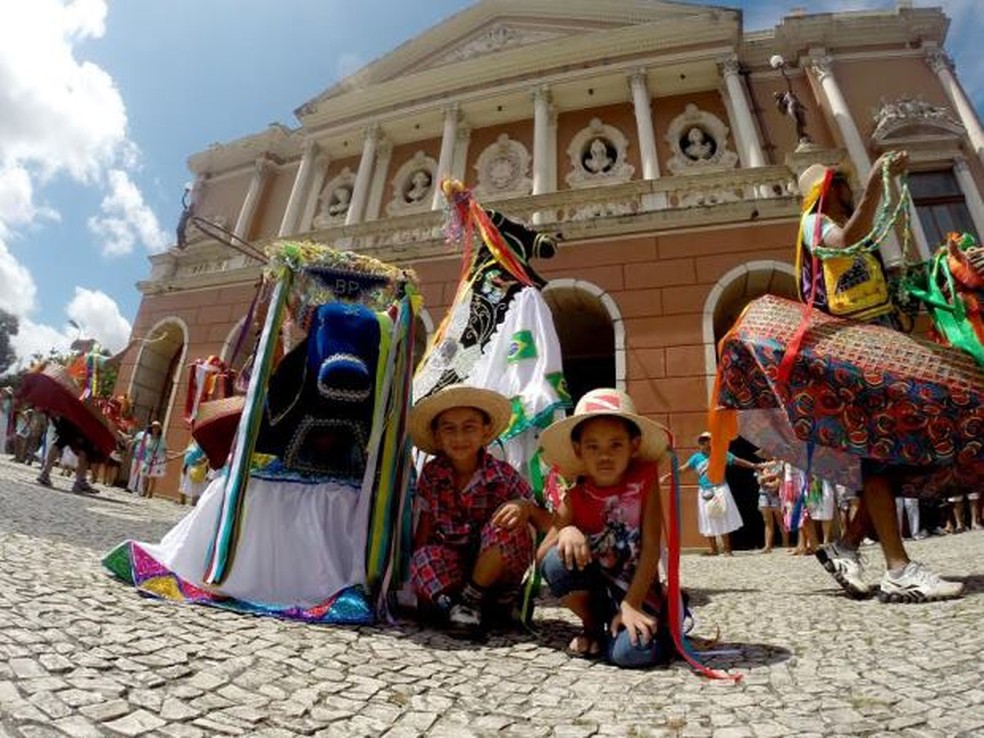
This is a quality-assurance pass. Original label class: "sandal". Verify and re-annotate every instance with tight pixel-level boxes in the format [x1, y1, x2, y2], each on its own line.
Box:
[568, 632, 602, 659]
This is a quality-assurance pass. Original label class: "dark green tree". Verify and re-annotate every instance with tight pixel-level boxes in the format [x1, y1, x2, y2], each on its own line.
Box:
[0, 309, 18, 375]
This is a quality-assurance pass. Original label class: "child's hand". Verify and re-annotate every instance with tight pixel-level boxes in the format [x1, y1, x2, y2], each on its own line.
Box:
[491, 500, 529, 530]
[557, 526, 590, 570]
[611, 600, 657, 646]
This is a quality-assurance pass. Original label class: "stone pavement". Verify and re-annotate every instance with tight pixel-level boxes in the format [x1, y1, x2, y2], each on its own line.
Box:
[1, 457, 983, 737]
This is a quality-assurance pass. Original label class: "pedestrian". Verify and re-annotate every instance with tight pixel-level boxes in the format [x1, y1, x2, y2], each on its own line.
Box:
[179, 439, 209, 506]
[23, 409, 47, 466]
[126, 425, 148, 493]
[537, 387, 673, 668]
[797, 152, 962, 601]
[756, 458, 787, 552]
[675, 432, 758, 556]
[0, 386, 12, 454]
[407, 385, 552, 635]
[13, 408, 33, 462]
[137, 421, 167, 497]
[36, 416, 99, 494]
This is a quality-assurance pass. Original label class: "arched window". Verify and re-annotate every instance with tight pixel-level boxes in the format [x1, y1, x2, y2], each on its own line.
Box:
[128, 318, 188, 429]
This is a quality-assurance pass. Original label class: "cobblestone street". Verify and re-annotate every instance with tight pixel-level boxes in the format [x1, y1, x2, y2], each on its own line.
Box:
[1, 457, 983, 737]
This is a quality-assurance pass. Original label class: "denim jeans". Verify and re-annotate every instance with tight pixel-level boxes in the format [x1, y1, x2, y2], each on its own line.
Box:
[540, 545, 668, 669]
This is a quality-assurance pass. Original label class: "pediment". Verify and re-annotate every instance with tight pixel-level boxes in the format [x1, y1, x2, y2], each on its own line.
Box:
[870, 98, 964, 146]
[298, 0, 737, 116]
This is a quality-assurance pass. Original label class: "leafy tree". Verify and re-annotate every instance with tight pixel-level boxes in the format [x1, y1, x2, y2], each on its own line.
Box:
[0, 309, 18, 376]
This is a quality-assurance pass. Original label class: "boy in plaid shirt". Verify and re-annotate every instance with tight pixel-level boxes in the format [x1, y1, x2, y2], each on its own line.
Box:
[407, 385, 552, 633]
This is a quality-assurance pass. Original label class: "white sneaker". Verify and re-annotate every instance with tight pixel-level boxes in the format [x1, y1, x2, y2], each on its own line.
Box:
[815, 542, 870, 599]
[448, 602, 481, 630]
[878, 561, 964, 603]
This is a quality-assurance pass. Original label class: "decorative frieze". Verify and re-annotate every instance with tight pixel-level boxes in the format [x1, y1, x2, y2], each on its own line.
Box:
[387, 150, 438, 216]
[473, 133, 533, 200]
[565, 118, 635, 189]
[665, 104, 738, 175]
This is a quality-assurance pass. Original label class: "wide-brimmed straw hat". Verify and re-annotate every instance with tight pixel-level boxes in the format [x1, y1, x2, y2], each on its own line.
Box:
[539, 388, 671, 478]
[797, 163, 831, 197]
[409, 385, 512, 455]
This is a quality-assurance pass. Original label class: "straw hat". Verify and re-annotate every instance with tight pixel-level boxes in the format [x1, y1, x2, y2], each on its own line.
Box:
[797, 163, 830, 197]
[538, 388, 671, 478]
[409, 385, 512, 455]
[697, 431, 712, 443]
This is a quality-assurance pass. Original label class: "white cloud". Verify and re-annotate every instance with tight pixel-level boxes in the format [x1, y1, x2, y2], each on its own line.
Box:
[0, 238, 38, 315]
[8, 287, 131, 367]
[65, 287, 131, 352]
[0, 0, 161, 364]
[88, 169, 169, 256]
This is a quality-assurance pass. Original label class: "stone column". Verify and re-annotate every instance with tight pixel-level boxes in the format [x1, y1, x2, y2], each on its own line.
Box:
[234, 156, 275, 244]
[451, 123, 471, 184]
[432, 105, 460, 210]
[346, 125, 379, 226]
[953, 155, 984, 239]
[719, 56, 766, 168]
[926, 48, 984, 165]
[808, 56, 871, 174]
[365, 139, 392, 222]
[278, 139, 318, 237]
[532, 86, 552, 195]
[629, 69, 661, 180]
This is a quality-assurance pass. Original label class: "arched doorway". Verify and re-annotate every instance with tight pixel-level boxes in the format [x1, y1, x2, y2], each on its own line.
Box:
[128, 318, 188, 429]
[543, 280, 622, 407]
[703, 260, 798, 551]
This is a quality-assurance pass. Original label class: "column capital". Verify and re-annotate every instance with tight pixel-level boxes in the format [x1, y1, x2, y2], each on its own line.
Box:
[531, 85, 551, 105]
[301, 138, 319, 158]
[926, 48, 953, 74]
[717, 55, 741, 77]
[363, 123, 381, 144]
[809, 56, 834, 81]
[254, 155, 278, 177]
[628, 68, 649, 89]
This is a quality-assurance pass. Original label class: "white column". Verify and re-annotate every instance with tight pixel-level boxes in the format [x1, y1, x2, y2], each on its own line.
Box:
[547, 107, 558, 193]
[927, 48, 984, 166]
[954, 156, 984, 240]
[719, 57, 766, 168]
[451, 123, 471, 184]
[808, 56, 871, 175]
[432, 105, 459, 210]
[346, 125, 379, 226]
[532, 86, 552, 195]
[365, 140, 392, 222]
[299, 153, 331, 232]
[808, 56, 901, 264]
[278, 139, 318, 237]
[629, 69, 661, 180]
[904, 192, 932, 261]
[233, 157, 274, 247]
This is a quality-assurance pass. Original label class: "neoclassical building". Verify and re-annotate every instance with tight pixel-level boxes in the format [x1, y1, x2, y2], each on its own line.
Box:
[116, 0, 984, 545]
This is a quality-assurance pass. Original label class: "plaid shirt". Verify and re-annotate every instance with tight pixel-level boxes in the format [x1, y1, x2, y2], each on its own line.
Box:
[416, 449, 532, 548]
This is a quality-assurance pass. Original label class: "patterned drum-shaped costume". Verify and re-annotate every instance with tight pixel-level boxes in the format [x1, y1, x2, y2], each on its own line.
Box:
[711, 295, 984, 497]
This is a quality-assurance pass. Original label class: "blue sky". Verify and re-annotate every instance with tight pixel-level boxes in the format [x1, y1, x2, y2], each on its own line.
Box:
[2, 0, 981, 366]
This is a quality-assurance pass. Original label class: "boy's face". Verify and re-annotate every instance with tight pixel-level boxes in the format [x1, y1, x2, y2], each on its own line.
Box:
[573, 416, 640, 488]
[433, 406, 491, 466]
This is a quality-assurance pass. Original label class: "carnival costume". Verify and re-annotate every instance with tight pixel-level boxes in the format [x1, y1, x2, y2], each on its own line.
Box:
[104, 242, 420, 624]
[708, 159, 984, 506]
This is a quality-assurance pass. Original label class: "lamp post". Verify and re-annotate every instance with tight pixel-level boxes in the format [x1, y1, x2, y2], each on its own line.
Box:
[770, 54, 812, 148]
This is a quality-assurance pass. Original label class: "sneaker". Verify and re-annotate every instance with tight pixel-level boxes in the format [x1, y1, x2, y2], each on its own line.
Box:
[36, 473, 52, 487]
[878, 562, 964, 603]
[71, 480, 97, 494]
[913, 530, 929, 541]
[448, 601, 482, 631]
[815, 542, 871, 599]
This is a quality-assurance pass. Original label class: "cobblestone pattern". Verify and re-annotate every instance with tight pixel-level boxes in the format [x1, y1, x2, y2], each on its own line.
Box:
[1, 459, 983, 737]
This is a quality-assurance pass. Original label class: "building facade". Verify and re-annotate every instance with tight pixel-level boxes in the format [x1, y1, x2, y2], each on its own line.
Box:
[115, 0, 984, 547]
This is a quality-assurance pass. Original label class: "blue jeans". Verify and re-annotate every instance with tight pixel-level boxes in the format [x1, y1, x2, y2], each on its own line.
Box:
[540, 545, 669, 669]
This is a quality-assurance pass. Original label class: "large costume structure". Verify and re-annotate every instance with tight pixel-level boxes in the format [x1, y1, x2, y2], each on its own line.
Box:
[104, 242, 420, 624]
[413, 179, 570, 478]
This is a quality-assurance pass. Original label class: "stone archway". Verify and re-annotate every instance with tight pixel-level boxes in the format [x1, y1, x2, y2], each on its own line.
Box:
[543, 279, 624, 406]
[701, 260, 798, 550]
[128, 318, 188, 430]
